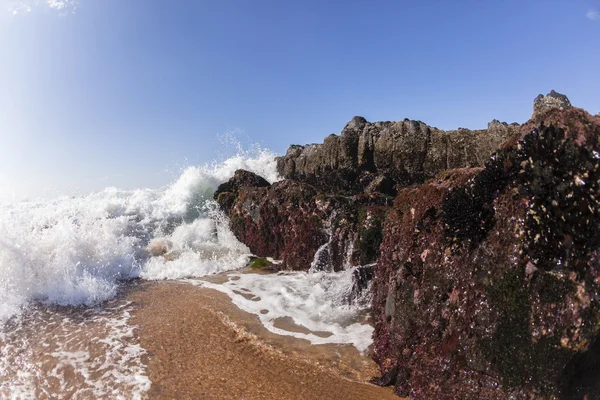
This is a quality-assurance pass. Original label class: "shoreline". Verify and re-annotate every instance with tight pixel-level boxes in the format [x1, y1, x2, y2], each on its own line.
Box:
[127, 280, 398, 399]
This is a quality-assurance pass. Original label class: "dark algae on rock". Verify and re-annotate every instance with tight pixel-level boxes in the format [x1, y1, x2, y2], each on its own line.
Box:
[214, 90, 600, 399]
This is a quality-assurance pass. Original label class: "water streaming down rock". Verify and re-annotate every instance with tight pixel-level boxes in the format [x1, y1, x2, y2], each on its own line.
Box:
[308, 212, 336, 273]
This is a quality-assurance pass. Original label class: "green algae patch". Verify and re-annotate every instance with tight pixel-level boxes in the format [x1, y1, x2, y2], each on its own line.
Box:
[248, 257, 273, 269]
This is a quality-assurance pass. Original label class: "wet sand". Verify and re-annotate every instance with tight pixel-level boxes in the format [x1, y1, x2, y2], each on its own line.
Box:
[128, 281, 398, 400]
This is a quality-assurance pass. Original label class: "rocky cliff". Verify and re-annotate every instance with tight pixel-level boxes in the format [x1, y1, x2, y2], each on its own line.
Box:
[372, 106, 600, 399]
[217, 111, 522, 272]
[276, 116, 520, 196]
[215, 91, 600, 399]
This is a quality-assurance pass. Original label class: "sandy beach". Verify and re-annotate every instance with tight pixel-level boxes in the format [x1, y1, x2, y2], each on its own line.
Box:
[128, 280, 398, 400]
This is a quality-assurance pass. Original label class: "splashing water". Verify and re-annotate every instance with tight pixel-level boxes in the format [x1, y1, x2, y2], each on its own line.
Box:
[0, 146, 279, 324]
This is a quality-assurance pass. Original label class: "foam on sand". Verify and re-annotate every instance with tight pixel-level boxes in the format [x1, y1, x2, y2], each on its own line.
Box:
[193, 267, 374, 352]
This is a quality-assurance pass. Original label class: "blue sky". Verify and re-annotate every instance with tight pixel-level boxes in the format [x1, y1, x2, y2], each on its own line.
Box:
[1, 0, 599, 200]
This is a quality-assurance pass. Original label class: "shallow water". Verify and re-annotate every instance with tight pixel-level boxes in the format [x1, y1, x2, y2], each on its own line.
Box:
[0, 297, 149, 399]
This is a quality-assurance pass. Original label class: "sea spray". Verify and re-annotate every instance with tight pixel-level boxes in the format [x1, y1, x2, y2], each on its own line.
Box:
[140, 201, 251, 280]
[0, 145, 279, 324]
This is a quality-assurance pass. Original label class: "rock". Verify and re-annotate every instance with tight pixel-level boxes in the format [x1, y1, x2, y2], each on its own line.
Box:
[219, 178, 327, 270]
[533, 90, 572, 119]
[215, 192, 236, 214]
[276, 117, 520, 195]
[365, 175, 395, 196]
[214, 169, 270, 204]
[147, 238, 181, 260]
[218, 174, 391, 271]
[371, 107, 600, 399]
[214, 92, 600, 398]
[247, 256, 273, 269]
[349, 264, 375, 304]
[148, 238, 173, 257]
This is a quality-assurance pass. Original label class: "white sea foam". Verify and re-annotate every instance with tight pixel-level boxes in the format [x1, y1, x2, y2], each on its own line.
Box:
[0, 146, 279, 324]
[192, 268, 374, 352]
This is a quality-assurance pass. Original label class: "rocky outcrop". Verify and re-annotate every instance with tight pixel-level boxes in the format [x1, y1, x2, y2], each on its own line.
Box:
[215, 91, 600, 398]
[372, 107, 600, 399]
[276, 116, 520, 195]
[216, 173, 391, 271]
[533, 89, 572, 118]
[213, 169, 271, 213]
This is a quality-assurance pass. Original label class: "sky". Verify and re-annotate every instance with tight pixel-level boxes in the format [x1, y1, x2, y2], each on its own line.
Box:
[0, 0, 599, 200]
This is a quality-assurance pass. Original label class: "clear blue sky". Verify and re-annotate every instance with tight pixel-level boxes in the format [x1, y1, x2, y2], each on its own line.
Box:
[1, 0, 599, 200]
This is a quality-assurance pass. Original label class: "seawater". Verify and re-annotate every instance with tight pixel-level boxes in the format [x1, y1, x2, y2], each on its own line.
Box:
[0, 144, 373, 398]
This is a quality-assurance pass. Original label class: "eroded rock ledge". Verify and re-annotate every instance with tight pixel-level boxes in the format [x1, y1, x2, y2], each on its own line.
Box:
[215, 91, 600, 399]
[276, 116, 520, 196]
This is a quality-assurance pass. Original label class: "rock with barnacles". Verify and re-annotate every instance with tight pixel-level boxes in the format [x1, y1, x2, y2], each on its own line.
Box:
[372, 105, 600, 399]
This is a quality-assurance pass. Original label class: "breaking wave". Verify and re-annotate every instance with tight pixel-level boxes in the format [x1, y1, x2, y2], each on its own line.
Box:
[0, 146, 279, 324]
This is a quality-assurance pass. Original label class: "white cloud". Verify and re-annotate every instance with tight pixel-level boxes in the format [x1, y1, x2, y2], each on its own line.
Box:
[9, 2, 32, 15]
[46, 0, 74, 10]
[587, 10, 600, 20]
[7, 0, 78, 15]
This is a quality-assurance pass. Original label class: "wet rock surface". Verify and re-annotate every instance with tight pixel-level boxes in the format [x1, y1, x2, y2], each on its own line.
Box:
[216, 177, 391, 271]
[214, 169, 271, 199]
[372, 108, 600, 399]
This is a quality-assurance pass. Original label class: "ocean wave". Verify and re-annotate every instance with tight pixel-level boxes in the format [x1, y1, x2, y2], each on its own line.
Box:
[0, 145, 279, 324]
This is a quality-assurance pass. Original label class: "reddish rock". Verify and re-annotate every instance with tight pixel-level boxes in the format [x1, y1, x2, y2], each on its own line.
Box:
[372, 108, 600, 399]
[217, 177, 391, 271]
[216, 92, 600, 399]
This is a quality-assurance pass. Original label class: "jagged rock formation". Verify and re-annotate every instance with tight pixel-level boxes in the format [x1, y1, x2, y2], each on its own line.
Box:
[213, 169, 271, 213]
[533, 89, 572, 118]
[276, 116, 520, 195]
[372, 107, 600, 399]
